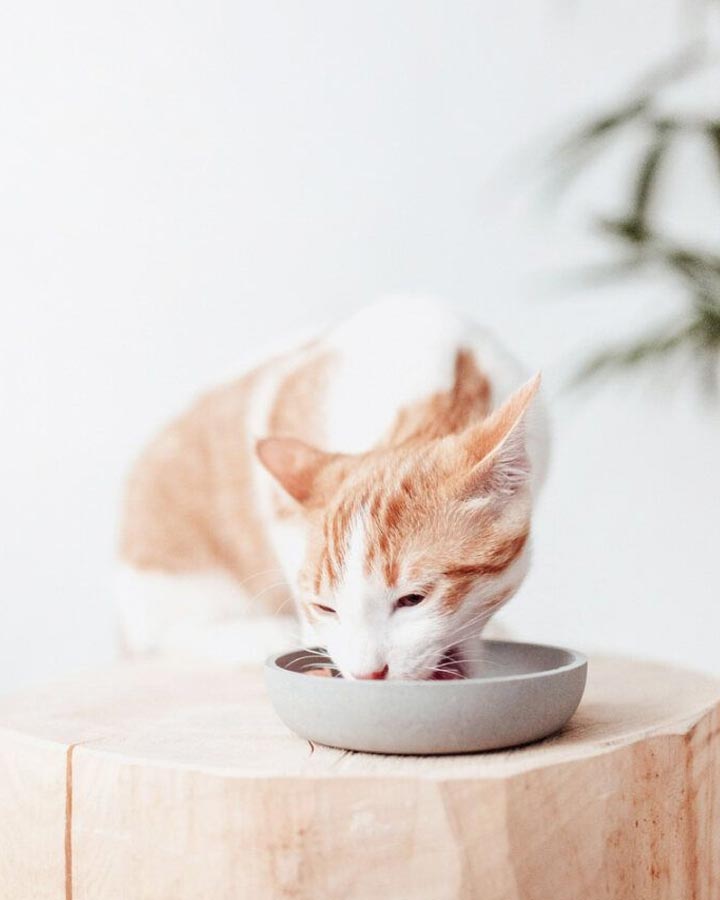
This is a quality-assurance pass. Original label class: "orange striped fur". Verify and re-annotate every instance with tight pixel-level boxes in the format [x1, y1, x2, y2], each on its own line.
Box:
[119, 301, 546, 678]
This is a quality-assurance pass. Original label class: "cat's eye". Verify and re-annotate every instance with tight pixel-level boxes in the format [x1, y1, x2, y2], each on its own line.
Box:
[312, 603, 337, 616]
[395, 593, 425, 609]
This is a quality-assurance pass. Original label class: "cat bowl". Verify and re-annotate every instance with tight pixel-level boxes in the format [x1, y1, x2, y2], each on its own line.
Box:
[264, 640, 587, 755]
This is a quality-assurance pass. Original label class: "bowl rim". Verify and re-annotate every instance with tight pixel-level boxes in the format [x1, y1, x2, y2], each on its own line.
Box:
[265, 639, 588, 687]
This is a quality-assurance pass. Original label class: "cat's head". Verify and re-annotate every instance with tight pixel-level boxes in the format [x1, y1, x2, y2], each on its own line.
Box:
[257, 375, 540, 680]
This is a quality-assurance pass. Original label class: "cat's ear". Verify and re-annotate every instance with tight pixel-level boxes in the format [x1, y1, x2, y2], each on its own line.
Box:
[455, 373, 541, 501]
[256, 436, 337, 506]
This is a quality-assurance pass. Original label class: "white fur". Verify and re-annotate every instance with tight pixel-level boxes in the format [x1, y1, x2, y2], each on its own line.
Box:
[324, 298, 463, 453]
[323, 297, 549, 489]
[322, 516, 391, 677]
[116, 564, 295, 663]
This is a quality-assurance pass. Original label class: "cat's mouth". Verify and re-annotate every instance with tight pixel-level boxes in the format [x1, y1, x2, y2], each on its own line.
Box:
[430, 647, 465, 680]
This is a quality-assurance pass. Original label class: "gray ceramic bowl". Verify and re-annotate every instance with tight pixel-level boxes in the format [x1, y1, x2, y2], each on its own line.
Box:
[265, 640, 587, 755]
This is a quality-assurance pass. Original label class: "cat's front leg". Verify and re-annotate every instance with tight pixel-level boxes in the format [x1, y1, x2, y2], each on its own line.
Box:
[115, 563, 298, 665]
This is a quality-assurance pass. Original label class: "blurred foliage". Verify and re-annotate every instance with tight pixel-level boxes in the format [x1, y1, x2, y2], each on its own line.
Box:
[550, 44, 720, 391]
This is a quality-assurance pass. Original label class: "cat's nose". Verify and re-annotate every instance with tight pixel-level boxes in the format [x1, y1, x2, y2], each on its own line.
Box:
[352, 665, 389, 681]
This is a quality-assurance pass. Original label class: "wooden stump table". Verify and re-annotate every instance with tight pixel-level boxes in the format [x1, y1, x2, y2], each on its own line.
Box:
[1, 656, 718, 900]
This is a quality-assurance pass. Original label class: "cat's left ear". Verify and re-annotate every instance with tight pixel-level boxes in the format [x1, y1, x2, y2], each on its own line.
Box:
[455, 373, 541, 501]
[256, 436, 339, 506]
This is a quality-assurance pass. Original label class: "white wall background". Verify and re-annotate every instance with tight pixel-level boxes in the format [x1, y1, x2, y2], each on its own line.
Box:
[1, 0, 718, 693]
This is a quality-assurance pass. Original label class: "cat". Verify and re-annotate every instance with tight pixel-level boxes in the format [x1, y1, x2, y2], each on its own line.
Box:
[117, 298, 549, 679]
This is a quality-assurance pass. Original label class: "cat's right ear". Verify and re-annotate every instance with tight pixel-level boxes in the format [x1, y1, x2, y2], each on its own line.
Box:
[452, 373, 541, 502]
[256, 437, 336, 506]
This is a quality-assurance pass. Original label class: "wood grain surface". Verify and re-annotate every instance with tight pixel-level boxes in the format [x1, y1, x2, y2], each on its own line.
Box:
[0, 656, 718, 900]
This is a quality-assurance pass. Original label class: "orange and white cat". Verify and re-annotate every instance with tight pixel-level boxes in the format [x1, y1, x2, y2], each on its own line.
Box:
[117, 298, 549, 679]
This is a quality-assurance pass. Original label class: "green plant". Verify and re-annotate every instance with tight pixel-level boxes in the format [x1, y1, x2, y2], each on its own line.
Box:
[550, 45, 720, 390]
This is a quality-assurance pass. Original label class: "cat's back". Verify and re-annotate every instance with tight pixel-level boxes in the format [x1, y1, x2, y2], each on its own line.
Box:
[119, 357, 276, 577]
[121, 300, 545, 568]
[304, 298, 542, 456]
[123, 298, 545, 530]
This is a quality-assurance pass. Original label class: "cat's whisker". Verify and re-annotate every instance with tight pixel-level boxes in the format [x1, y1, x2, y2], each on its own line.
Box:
[233, 567, 287, 590]
[293, 656, 333, 667]
[453, 660, 516, 671]
[248, 580, 293, 603]
[451, 611, 493, 635]
[437, 612, 495, 648]
[444, 609, 492, 634]
[292, 651, 333, 667]
[430, 616, 486, 653]
[416, 663, 470, 681]
[271, 594, 296, 617]
[292, 646, 327, 657]
[252, 578, 292, 592]
[296, 646, 327, 657]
